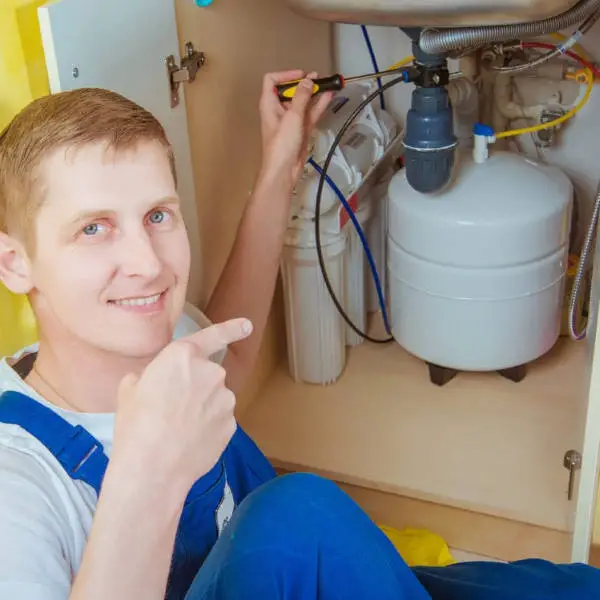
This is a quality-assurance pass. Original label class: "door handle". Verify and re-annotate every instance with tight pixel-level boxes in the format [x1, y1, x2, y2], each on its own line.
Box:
[563, 449, 582, 501]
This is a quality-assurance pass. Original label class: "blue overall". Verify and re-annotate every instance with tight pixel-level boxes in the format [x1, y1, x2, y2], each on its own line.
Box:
[1, 390, 599, 600]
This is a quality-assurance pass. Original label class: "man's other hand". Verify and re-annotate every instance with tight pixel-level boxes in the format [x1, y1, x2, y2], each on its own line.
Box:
[258, 69, 333, 187]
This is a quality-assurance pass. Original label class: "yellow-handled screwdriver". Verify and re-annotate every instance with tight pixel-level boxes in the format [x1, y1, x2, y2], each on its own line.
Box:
[276, 68, 408, 102]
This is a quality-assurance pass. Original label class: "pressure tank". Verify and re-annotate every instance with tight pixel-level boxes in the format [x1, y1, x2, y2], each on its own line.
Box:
[387, 151, 573, 372]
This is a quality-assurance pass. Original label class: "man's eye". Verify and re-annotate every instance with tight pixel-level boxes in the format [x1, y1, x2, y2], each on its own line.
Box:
[82, 223, 101, 236]
[148, 210, 168, 225]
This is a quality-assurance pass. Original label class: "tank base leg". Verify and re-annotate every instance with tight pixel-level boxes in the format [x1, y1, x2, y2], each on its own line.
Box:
[498, 364, 527, 383]
[427, 363, 458, 387]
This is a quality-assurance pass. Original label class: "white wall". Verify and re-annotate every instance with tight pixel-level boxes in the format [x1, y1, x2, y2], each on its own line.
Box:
[335, 25, 413, 124]
[334, 22, 600, 233]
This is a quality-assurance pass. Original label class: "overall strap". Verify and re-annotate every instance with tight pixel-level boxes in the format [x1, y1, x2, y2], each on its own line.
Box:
[0, 391, 108, 496]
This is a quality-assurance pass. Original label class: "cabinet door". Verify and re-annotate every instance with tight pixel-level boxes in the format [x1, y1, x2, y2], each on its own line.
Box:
[38, 0, 203, 303]
[172, 0, 332, 304]
[572, 235, 600, 562]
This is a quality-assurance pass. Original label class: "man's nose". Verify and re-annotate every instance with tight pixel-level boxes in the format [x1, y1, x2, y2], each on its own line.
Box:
[119, 229, 162, 280]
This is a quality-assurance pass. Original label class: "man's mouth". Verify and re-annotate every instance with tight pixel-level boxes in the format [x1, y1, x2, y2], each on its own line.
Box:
[109, 291, 166, 308]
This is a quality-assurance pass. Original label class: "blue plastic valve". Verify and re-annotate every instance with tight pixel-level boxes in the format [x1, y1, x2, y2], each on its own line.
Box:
[473, 123, 495, 137]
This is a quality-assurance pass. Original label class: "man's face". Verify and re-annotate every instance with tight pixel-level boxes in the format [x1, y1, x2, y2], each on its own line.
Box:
[27, 140, 190, 359]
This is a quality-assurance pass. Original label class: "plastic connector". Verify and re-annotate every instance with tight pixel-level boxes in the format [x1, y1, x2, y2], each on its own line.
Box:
[402, 86, 457, 193]
[566, 68, 596, 83]
[473, 123, 496, 164]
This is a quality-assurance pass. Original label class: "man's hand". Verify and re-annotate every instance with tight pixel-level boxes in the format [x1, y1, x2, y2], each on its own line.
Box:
[71, 321, 253, 600]
[111, 318, 253, 497]
[258, 70, 333, 187]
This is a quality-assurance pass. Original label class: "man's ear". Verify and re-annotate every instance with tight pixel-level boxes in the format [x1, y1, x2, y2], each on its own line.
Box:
[0, 232, 34, 294]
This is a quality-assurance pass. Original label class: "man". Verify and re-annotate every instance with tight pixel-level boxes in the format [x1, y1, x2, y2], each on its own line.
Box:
[0, 70, 598, 600]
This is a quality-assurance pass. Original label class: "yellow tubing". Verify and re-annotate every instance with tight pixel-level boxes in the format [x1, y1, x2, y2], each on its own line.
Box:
[382, 53, 594, 142]
[495, 67, 593, 139]
[386, 56, 414, 71]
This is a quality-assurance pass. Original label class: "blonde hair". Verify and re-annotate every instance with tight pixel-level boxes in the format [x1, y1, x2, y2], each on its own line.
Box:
[0, 88, 176, 251]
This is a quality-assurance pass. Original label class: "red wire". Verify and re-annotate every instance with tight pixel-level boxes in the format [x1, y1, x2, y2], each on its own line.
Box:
[521, 41, 600, 80]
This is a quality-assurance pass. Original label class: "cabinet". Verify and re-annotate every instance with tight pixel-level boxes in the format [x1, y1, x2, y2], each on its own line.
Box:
[238, 18, 600, 565]
[33, 0, 600, 564]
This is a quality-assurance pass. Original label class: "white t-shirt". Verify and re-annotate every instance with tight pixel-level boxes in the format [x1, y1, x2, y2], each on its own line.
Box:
[0, 306, 228, 600]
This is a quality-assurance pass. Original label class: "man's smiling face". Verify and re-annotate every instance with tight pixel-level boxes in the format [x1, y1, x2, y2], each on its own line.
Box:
[26, 140, 191, 359]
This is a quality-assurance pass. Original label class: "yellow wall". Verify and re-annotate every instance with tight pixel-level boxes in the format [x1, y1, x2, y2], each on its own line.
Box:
[0, 0, 48, 126]
[0, 0, 47, 356]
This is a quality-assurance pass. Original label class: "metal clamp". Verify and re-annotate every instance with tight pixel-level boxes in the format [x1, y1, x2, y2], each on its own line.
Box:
[166, 42, 206, 108]
[534, 108, 566, 148]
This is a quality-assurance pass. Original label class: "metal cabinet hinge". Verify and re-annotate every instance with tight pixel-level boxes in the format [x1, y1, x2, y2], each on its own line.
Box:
[564, 449, 582, 501]
[166, 42, 206, 108]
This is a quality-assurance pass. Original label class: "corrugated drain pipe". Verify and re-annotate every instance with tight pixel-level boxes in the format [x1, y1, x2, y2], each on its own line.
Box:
[418, 0, 600, 54]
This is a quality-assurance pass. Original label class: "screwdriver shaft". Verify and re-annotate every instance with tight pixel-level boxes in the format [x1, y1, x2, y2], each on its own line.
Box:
[345, 67, 408, 83]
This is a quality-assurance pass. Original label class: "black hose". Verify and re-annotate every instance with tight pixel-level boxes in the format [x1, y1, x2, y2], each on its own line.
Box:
[314, 73, 409, 344]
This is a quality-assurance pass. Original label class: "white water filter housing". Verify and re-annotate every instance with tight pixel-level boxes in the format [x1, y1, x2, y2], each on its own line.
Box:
[345, 202, 371, 347]
[311, 81, 398, 170]
[366, 169, 394, 314]
[281, 229, 347, 384]
[387, 151, 573, 371]
[280, 81, 401, 384]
